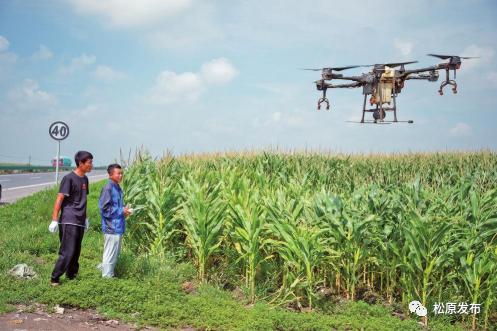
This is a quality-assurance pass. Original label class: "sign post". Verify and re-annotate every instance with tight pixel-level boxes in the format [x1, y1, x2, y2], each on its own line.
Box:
[48, 121, 70, 184]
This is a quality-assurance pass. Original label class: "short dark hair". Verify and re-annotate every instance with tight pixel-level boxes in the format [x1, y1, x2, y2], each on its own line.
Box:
[75, 151, 93, 167]
[107, 163, 122, 175]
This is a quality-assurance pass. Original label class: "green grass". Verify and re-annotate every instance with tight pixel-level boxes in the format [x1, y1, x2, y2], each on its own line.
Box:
[0, 178, 464, 330]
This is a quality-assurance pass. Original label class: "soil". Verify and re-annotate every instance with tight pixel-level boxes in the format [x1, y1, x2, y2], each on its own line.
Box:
[0, 303, 159, 331]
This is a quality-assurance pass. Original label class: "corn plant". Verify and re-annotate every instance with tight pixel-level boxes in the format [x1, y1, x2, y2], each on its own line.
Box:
[266, 191, 324, 309]
[402, 209, 452, 327]
[120, 150, 497, 329]
[313, 192, 371, 300]
[177, 177, 226, 282]
[227, 177, 271, 302]
[142, 165, 179, 257]
[453, 187, 497, 330]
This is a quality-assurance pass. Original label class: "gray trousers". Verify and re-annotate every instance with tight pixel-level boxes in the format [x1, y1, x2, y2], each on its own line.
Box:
[101, 234, 122, 278]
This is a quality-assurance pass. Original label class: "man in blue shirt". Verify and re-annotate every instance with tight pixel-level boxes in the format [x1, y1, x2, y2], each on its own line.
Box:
[98, 163, 131, 278]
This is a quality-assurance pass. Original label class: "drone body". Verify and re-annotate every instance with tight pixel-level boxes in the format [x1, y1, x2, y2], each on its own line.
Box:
[306, 54, 476, 124]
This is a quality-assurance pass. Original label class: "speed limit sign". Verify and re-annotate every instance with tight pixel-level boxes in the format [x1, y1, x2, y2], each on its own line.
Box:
[49, 121, 70, 141]
[49, 121, 70, 184]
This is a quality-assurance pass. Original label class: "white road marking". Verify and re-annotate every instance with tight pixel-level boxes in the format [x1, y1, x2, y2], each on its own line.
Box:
[3, 174, 108, 191]
[0, 171, 67, 177]
[0, 179, 10, 182]
[3, 182, 57, 191]
[30, 176, 41, 179]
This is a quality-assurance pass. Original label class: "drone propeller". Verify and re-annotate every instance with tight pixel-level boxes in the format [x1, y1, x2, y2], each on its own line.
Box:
[331, 65, 364, 71]
[364, 61, 418, 68]
[301, 65, 365, 72]
[383, 60, 418, 67]
[428, 54, 480, 60]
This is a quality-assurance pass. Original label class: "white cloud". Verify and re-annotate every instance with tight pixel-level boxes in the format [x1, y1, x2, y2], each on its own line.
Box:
[7, 79, 57, 111]
[200, 58, 238, 84]
[148, 71, 203, 104]
[144, 2, 222, 51]
[94, 65, 126, 82]
[69, 0, 192, 28]
[0, 51, 18, 79]
[449, 122, 472, 137]
[147, 58, 238, 105]
[59, 54, 96, 75]
[394, 38, 414, 57]
[0, 35, 9, 52]
[32, 45, 53, 60]
[70, 0, 220, 51]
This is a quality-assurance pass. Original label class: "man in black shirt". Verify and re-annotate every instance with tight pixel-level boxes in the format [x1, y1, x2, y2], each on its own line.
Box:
[49, 150, 93, 286]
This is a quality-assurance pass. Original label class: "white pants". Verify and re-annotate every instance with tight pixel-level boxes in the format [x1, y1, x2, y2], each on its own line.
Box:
[101, 234, 122, 278]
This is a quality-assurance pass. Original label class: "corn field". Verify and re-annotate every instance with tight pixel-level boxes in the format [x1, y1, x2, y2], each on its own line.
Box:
[121, 150, 497, 329]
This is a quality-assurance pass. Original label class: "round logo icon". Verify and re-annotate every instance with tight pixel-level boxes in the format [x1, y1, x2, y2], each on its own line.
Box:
[409, 300, 427, 317]
[416, 306, 427, 317]
[409, 300, 421, 313]
[49, 121, 70, 141]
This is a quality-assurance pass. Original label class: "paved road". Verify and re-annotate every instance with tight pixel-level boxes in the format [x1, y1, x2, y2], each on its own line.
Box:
[0, 170, 108, 204]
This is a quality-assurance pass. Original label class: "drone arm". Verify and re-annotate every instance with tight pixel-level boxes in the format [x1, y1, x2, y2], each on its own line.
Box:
[326, 82, 363, 88]
[402, 65, 444, 76]
[405, 72, 439, 82]
[315, 81, 362, 110]
[404, 64, 457, 95]
[406, 75, 432, 80]
[331, 75, 364, 82]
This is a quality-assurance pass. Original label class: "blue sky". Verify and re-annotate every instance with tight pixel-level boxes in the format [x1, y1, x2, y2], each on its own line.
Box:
[1, 0, 496, 166]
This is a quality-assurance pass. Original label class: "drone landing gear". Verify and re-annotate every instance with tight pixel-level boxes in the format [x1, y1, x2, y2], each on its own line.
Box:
[438, 80, 457, 95]
[356, 93, 412, 124]
[317, 88, 330, 110]
[347, 120, 414, 124]
[317, 98, 330, 110]
[439, 69, 458, 95]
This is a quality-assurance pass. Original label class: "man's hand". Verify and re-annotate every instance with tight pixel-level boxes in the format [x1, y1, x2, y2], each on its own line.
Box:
[85, 218, 90, 232]
[124, 206, 133, 217]
[48, 220, 59, 233]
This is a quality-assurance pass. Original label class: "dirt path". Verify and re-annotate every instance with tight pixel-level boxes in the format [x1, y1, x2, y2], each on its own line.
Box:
[0, 304, 159, 331]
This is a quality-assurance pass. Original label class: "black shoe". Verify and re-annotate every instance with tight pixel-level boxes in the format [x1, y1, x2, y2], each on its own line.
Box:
[50, 280, 60, 287]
